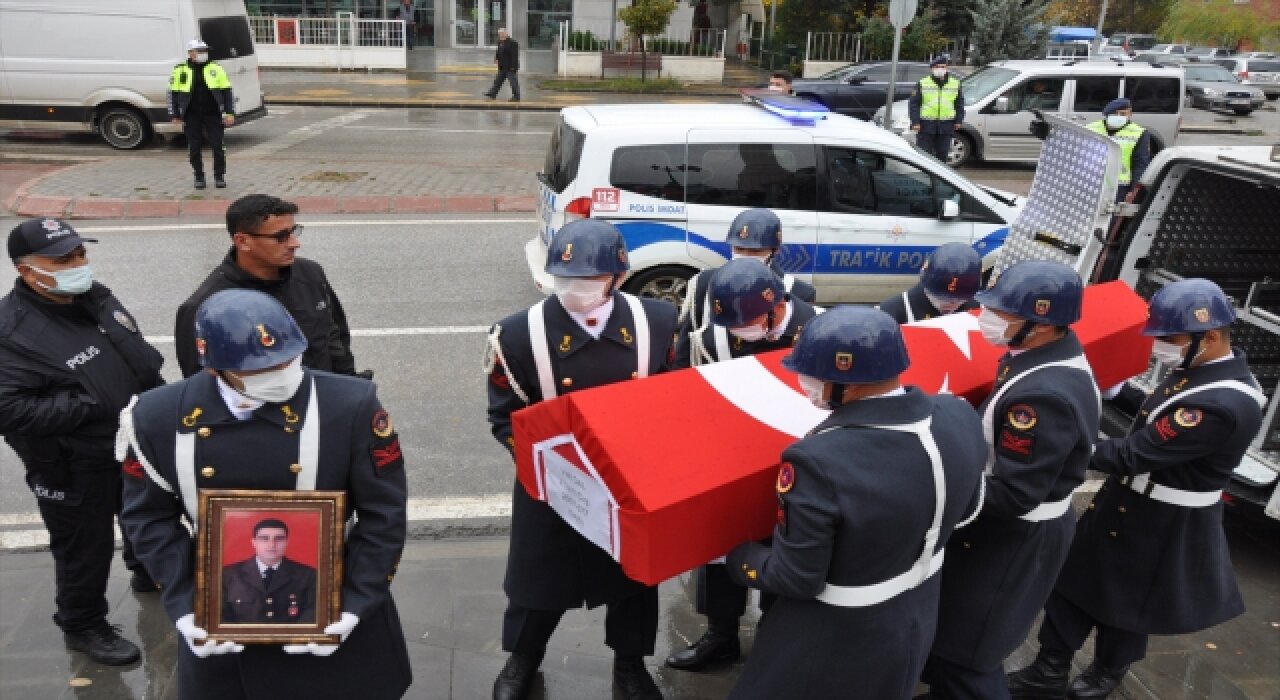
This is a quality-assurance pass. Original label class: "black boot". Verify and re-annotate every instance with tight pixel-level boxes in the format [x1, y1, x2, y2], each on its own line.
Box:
[613, 656, 663, 700]
[664, 629, 740, 670]
[1008, 648, 1073, 698]
[492, 651, 541, 700]
[64, 624, 141, 666]
[214, 175, 226, 189]
[1067, 662, 1128, 699]
[194, 175, 206, 189]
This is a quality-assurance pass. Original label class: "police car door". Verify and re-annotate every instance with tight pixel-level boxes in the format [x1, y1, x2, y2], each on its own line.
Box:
[684, 129, 820, 284]
[814, 146, 975, 303]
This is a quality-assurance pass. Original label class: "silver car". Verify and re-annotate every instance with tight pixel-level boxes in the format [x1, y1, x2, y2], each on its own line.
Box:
[1213, 57, 1280, 100]
[1183, 63, 1266, 114]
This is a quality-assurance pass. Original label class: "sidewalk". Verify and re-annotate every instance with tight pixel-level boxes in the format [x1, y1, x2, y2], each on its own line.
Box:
[2, 517, 1277, 699]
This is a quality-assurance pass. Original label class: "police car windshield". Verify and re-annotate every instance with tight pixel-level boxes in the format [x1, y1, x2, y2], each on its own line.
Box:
[960, 66, 1018, 106]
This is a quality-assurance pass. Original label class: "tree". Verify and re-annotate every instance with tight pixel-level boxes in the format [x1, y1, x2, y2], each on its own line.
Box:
[969, 0, 1052, 65]
[618, 0, 678, 81]
[1159, 0, 1276, 49]
[933, 0, 976, 58]
[1044, 0, 1097, 26]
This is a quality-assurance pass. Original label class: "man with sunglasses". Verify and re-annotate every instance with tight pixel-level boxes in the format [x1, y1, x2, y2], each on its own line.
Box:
[174, 194, 363, 379]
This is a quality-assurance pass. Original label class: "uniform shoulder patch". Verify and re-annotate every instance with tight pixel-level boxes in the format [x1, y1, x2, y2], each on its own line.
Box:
[776, 461, 796, 494]
[1172, 407, 1203, 429]
[1006, 403, 1037, 431]
[122, 455, 144, 480]
[997, 429, 1035, 462]
[372, 409, 394, 438]
[370, 437, 403, 475]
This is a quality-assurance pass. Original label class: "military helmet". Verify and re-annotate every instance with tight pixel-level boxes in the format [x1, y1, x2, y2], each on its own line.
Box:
[709, 258, 786, 327]
[920, 242, 982, 303]
[725, 208, 782, 250]
[1142, 278, 1235, 336]
[974, 261, 1083, 326]
[782, 306, 909, 383]
[195, 289, 307, 371]
[544, 219, 630, 277]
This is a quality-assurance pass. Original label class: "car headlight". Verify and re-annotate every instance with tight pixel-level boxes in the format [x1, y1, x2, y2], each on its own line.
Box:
[1202, 87, 1222, 97]
[1253, 89, 1265, 99]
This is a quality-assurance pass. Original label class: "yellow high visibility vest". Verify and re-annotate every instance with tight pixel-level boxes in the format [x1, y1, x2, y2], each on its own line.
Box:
[169, 62, 232, 93]
[918, 76, 960, 121]
[1086, 120, 1146, 185]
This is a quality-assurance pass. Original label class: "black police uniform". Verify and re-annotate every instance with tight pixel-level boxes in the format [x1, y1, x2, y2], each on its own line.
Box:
[725, 388, 986, 699]
[119, 370, 411, 700]
[486, 292, 678, 659]
[0, 279, 163, 633]
[174, 251, 356, 378]
[1038, 351, 1262, 669]
[222, 557, 317, 624]
[878, 282, 978, 325]
[924, 330, 1101, 697]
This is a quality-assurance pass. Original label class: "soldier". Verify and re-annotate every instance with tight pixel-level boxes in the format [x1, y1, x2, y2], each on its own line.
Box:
[119, 289, 411, 699]
[922, 261, 1102, 699]
[485, 219, 679, 700]
[1008, 279, 1264, 700]
[221, 519, 317, 624]
[665, 258, 819, 671]
[723, 306, 986, 698]
[878, 242, 982, 324]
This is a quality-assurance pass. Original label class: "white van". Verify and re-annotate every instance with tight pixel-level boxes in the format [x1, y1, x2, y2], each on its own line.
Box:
[530, 96, 1023, 305]
[0, 0, 265, 149]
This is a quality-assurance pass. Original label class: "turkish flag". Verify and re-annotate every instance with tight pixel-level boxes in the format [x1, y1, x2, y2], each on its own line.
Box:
[513, 281, 1152, 585]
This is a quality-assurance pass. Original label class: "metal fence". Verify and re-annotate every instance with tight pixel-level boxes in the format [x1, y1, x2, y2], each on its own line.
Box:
[563, 27, 727, 57]
[806, 32, 863, 63]
[249, 16, 406, 48]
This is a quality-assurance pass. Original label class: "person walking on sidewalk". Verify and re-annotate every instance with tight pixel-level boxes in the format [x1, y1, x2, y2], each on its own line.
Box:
[485, 28, 521, 102]
[168, 39, 235, 190]
[397, 0, 416, 50]
[0, 218, 166, 666]
[908, 55, 964, 163]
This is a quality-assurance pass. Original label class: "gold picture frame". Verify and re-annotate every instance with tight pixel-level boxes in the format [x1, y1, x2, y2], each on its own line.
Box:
[196, 489, 346, 644]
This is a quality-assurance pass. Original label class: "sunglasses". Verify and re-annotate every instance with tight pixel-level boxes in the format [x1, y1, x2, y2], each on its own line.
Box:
[243, 224, 304, 243]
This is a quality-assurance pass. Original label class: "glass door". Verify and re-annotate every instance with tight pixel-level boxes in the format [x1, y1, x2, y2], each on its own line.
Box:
[454, 0, 506, 46]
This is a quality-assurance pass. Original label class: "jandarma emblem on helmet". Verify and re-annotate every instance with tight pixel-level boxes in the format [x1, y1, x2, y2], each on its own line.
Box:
[835, 352, 853, 371]
[1035, 299, 1051, 315]
[195, 338, 207, 355]
[256, 324, 276, 347]
[561, 243, 573, 262]
[618, 248, 627, 264]
[947, 277, 958, 292]
[738, 224, 750, 239]
[762, 288, 775, 303]
[1194, 308, 1210, 323]
[713, 299, 723, 315]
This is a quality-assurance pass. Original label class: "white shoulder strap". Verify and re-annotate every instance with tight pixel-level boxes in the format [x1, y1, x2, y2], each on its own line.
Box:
[678, 272, 701, 325]
[526, 299, 558, 401]
[783, 274, 796, 293]
[1145, 379, 1267, 424]
[902, 291, 916, 323]
[982, 353, 1098, 473]
[619, 292, 651, 378]
[174, 432, 199, 525]
[295, 378, 320, 491]
[115, 395, 175, 496]
[713, 325, 733, 363]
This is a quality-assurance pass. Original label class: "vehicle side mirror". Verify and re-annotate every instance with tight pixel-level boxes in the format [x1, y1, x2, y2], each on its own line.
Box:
[995, 96, 1011, 113]
[938, 199, 960, 220]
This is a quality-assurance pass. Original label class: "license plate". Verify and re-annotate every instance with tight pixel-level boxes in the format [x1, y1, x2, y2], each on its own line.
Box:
[1228, 98, 1249, 105]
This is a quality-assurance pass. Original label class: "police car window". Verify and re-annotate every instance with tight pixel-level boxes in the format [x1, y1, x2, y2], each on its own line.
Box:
[199, 16, 256, 59]
[542, 120, 585, 193]
[610, 145, 686, 202]
[1008, 78, 1065, 112]
[686, 144, 817, 210]
[1125, 77, 1180, 114]
[1072, 76, 1122, 112]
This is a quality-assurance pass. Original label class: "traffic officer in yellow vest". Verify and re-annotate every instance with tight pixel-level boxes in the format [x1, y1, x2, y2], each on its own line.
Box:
[169, 39, 235, 190]
[1086, 98, 1151, 202]
[908, 56, 965, 163]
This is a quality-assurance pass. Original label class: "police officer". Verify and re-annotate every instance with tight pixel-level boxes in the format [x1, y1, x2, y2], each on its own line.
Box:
[169, 39, 235, 189]
[664, 258, 819, 671]
[909, 56, 965, 163]
[175, 194, 362, 379]
[1086, 98, 1151, 202]
[922, 261, 1102, 699]
[723, 306, 986, 699]
[119, 289, 411, 699]
[878, 242, 982, 324]
[485, 219, 678, 700]
[1008, 279, 1262, 700]
[0, 218, 164, 665]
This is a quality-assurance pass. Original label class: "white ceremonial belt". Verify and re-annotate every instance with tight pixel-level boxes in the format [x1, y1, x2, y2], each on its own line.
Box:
[1018, 494, 1074, 522]
[1121, 474, 1222, 508]
[816, 549, 944, 608]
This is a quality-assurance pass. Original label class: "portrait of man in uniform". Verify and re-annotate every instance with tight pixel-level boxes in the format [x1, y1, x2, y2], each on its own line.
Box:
[221, 517, 317, 625]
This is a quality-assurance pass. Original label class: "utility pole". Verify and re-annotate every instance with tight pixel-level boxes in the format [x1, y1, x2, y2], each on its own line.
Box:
[610, 0, 618, 46]
[1094, 0, 1110, 50]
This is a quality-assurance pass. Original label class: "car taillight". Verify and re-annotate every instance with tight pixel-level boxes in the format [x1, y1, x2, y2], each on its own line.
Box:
[564, 196, 592, 221]
[1238, 71, 1248, 79]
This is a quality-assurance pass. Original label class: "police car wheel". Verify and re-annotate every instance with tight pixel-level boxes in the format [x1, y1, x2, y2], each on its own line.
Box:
[946, 134, 973, 167]
[99, 107, 151, 150]
[623, 265, 695, 306]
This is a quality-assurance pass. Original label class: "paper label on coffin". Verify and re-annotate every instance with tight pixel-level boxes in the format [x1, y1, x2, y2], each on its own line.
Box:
[531, 436, 621, 558]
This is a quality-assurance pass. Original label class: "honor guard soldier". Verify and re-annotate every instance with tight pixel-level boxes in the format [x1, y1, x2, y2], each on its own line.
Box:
[485, 219, 679, 700]
[119, 290, 411, 700]
[879, 242, 982, 324]
[169, 39, 235, 189]
[665, 258, 819, 671]
[723, 306, 986, 699]
[909, 56, 965, 163]
[1009, 279, 1264, 700]
[922, 261, 1102, 699]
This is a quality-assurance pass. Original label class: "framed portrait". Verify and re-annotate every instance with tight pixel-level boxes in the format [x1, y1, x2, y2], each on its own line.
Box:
[196, 489, 346, 644]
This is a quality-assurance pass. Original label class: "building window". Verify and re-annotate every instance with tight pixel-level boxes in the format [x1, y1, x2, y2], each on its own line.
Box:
[528, 0, 571, 50]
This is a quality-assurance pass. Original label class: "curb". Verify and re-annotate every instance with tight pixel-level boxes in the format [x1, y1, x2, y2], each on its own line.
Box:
[265, 96, 564, 111]
[6, 192, 538, 219]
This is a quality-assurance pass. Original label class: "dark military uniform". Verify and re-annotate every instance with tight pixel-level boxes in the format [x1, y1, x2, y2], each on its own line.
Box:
[725, 388, 986, 699]
[119, 370, 411, 700]
[878, 282, 978, 325]
[1038, 351, 1263, 668]
[486, 292, 678, 658]
[675, 296, 818, 368]
[222, 557, 316, 624]
[680, 264, 816, 337]
[925, 331, 1101, 697]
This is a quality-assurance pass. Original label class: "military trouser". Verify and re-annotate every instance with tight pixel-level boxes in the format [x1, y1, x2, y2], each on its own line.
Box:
[503, 587, 659, 658]
[1038, 590, 1150, 668]
[696, 562, 777, 636]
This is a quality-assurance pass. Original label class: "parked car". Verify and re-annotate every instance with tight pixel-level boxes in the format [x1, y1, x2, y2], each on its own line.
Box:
[1106, 33, 1158, 55]
[1186, 47, 1236, 61]
[1147, 43, 1191, 55]
[1133, 52, 1189, 66]
[1096, 44, 1132, 60]
[790, 62, 931, 121]
[1183, 63, 1266, 114]
[1213, 57, 1280, 99]
[1240, 51, 1276, 59]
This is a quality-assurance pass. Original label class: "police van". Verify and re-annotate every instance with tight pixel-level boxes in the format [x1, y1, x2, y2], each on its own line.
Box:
[531, 94, 1023, 305]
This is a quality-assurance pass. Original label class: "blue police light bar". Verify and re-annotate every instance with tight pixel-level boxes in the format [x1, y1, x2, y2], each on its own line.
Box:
[740, 89, 830, 126]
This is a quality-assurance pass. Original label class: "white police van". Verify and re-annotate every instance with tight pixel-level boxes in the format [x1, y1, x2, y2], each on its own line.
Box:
[530, 93, 1023, 304]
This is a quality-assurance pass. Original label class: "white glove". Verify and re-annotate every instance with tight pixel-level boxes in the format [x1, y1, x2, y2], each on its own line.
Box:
[176, 613, 244, 657]
[282, 612, 359, 656]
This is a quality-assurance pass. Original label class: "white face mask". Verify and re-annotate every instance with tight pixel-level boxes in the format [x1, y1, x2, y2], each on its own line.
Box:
[925, 290, 963, 314]
[1150, 339, 1185, 366]
[730, 324, 769, 342]
[978, 307, 1012, 346]
[233, 357, 304, 404]
[1105, 114, 1128, 129]
[731, 252, 771, 263]
[194, 52, 210, 63]
[27, 263, 93, 295]
[797, 374, 830, 410]
[932, 68, 947, 79]
[554, 277, 612, 314]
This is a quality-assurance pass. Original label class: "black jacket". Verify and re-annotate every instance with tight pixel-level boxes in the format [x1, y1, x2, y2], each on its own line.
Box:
[0, 279, 164, 473]
[495, 37, 519, 71]
[174, 251, 356, 378]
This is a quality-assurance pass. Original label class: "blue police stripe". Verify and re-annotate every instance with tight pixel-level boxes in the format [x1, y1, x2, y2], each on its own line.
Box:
[973, 227, 1009, 255]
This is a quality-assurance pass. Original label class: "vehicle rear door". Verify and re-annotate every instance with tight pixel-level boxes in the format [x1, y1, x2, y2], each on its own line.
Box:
[1064, 74, 1121, 129]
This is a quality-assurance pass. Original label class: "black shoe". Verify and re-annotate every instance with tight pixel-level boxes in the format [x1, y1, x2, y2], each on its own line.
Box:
[1008, 647, 1073, 698]
[194, 176, 206, 190]
[214, 176, 226, 189]
[484, 93, 496, 99]
[613, 657, 662, 700]
[129, 570, 160, 593]
[1067, 662, 1128, 699]
[664, 630, 740, 671]
[64, 624, 141, 666]
[493, 652, 541, 700]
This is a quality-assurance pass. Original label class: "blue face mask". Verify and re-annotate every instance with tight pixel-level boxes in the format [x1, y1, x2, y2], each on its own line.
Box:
[28, 263, 93, 295]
